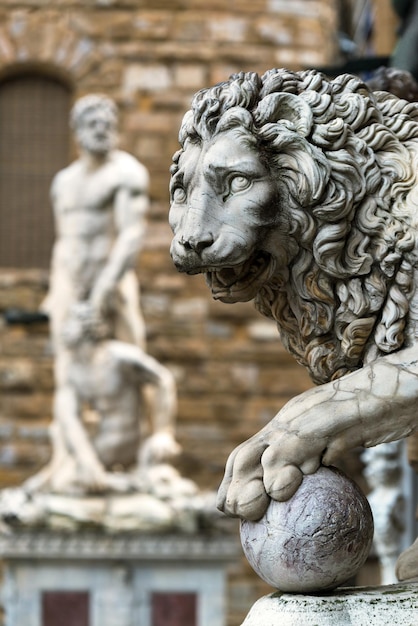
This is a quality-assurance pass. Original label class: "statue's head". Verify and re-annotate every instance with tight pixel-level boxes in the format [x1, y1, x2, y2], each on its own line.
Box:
[70, 94, 118, 157]
[169, 68, 418, 384]
[169, 70, 326, 304]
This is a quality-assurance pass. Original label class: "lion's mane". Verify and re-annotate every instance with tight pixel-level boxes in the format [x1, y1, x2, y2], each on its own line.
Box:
[172, 69, 418, 384]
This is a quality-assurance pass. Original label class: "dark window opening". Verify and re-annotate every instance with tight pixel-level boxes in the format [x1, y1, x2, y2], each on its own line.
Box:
[0, 74, 71, 268]
[42, 590, 90, 626]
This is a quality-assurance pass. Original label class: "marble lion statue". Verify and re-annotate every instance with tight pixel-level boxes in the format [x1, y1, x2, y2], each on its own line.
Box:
[169, 68, 418, 577]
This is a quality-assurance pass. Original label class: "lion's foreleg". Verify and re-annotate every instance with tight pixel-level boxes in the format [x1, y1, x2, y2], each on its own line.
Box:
[218, 348, 418, 520]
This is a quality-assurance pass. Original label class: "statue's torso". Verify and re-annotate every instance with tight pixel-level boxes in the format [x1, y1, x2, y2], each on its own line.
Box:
[49, 151, 136, 295]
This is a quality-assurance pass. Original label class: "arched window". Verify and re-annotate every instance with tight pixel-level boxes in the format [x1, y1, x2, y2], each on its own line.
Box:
[0, 73, 72, 268]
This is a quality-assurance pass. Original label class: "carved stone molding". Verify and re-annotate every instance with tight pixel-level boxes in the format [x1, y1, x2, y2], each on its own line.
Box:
[0, 529, 239, 562]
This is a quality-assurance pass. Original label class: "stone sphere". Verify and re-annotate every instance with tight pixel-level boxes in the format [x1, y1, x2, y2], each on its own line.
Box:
[240, 466, 374, 593]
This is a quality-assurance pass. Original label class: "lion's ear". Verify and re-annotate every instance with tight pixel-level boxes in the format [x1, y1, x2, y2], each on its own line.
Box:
[254, 93, 313, 137]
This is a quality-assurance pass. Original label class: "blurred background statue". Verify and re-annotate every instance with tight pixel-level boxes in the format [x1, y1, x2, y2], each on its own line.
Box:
[362, 442, 406, 585]
[25, 302, 180, 497]
[0, 95, 214, 533]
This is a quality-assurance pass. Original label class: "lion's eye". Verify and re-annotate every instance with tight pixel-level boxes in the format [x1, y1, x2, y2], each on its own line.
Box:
[229, 175, 251, 194]
[172, 187, 187, 204]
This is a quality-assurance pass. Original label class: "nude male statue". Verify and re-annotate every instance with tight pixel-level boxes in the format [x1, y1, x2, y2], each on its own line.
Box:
[25, 303, 180, 495]
[43, 94, 149, 351]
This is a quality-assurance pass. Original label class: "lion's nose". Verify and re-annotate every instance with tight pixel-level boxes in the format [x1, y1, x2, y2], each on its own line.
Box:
[180, 235, 214, 254]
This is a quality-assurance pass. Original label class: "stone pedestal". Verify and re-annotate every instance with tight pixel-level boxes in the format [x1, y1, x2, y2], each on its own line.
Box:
[0, 530, 239, 626]
[241, 582, 418, 626]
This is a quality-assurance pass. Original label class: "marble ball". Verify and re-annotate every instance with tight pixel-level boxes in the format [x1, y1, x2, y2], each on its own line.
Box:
[240, 466, 374, 593]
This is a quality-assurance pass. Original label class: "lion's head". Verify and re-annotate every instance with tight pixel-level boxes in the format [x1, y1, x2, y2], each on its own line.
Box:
[169, 69, 418, 384]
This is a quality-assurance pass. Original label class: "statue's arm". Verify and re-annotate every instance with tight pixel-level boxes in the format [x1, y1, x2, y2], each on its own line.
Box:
[218, 345, 418, 520]
[90, 166, 149, 314]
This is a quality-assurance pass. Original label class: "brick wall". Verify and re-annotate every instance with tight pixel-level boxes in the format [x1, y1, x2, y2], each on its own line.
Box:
[0, 2, 338, 623]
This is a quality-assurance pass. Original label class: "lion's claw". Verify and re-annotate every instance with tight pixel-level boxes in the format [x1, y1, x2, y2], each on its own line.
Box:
[217, 475, 270, 521]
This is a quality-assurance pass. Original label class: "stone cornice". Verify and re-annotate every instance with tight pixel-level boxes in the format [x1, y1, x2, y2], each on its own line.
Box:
[0, 530, 240, 562]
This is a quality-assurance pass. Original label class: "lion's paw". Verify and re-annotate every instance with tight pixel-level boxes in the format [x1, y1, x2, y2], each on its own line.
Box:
[217, 430, 322, 521]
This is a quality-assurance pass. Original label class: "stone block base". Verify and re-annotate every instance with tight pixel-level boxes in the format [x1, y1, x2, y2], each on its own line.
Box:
[242, 582, 418, 626]
[0, 530, 239, 626]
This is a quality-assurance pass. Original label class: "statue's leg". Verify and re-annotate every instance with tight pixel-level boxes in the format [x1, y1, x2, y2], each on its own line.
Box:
[23, 422, 69, 493]
[46, 281, 79, 353]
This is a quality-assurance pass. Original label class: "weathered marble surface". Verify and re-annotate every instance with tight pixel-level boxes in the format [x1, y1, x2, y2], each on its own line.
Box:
[169, 67, 418, 578]
[241, 582, 418, 626]
[240, 466, 373, 592]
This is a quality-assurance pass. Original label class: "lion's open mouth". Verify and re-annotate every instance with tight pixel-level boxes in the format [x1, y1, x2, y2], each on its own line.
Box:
[204, 252, 273, 303]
